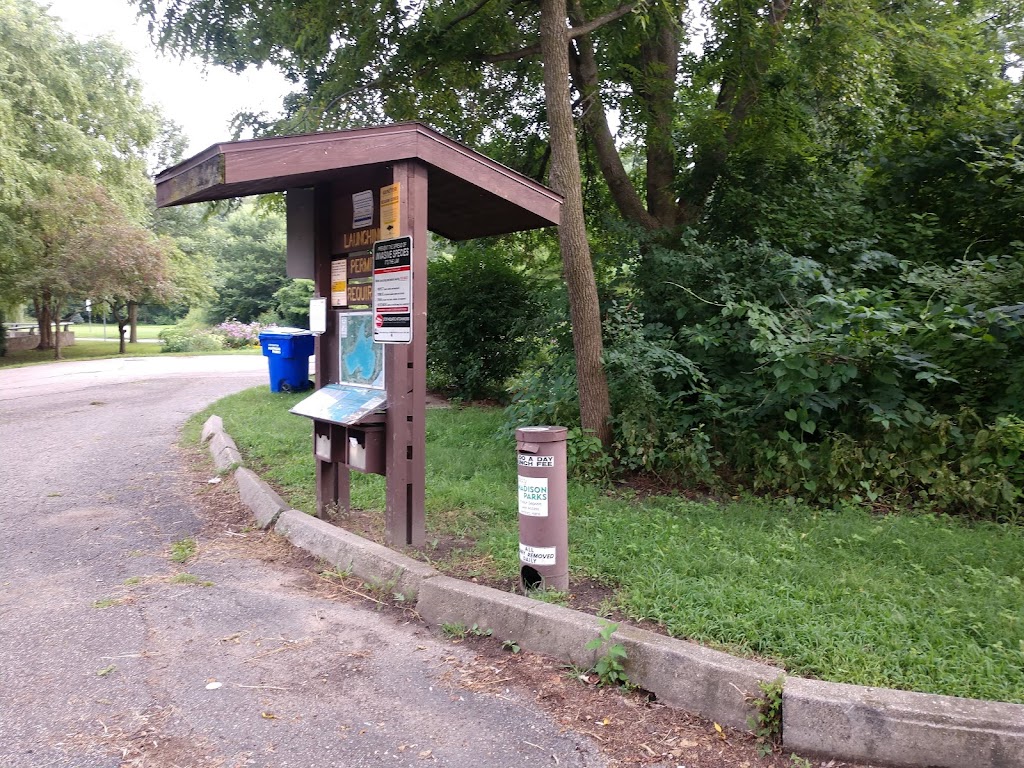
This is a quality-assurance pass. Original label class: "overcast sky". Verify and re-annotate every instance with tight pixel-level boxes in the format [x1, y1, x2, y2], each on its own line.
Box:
[45, 0, 293, 161]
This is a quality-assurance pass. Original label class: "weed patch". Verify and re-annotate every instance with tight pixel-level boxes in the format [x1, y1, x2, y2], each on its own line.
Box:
[169, 573, 213, 587]
[585, 621, 630, 688]
[169, 538, 197, 563]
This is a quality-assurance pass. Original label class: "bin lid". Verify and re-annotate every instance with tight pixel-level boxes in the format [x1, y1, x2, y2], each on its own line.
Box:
[515, 426, 568, 443]
[259, 326, 313, 337]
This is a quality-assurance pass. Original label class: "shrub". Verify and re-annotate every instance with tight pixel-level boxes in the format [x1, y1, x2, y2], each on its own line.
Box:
[213, 319, 265, 348]
[158, 326, 224, 353]
[428, 243, 539, 400]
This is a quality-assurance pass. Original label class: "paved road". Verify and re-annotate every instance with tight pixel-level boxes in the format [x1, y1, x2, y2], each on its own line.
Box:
[0, 356, 606, 768]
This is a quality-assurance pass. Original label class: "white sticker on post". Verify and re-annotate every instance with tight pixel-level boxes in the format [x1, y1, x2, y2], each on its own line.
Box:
[518, 454, 555, 468]
[518, 476, 548, 517]
[519, 543, 557, 566]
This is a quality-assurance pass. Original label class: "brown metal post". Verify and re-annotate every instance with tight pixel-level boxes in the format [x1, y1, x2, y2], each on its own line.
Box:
[516, 426, 569, 592]
[383, 160, 428, 547]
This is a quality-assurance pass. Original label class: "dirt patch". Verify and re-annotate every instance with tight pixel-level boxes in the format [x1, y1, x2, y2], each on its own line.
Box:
[440, 636, 866, 768]
[81, 705, 239, 768]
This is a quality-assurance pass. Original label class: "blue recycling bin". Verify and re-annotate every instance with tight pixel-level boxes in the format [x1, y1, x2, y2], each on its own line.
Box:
[259, 328, 315, 393]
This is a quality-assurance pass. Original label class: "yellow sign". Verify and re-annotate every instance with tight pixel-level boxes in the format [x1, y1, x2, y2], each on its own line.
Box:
[330, 258, 347, 307]
[380, 183, 400, 237]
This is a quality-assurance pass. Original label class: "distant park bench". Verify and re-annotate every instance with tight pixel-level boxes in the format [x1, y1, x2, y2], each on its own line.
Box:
[3, 322, 74, 335]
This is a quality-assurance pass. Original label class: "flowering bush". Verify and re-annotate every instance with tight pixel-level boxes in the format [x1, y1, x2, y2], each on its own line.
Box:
[213, 319, 266, 349]
[158, 327, 224, 353]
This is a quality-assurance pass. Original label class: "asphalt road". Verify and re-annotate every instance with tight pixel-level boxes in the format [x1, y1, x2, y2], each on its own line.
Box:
[0, 356, 606, 768]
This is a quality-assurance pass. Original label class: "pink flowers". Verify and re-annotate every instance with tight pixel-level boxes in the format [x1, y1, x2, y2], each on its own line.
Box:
[214, 320, 266, 348]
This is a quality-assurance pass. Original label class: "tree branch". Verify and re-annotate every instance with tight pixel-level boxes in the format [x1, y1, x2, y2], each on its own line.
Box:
[569, 1, 660, 229]
[571, 1, 638, 39]
[485, 1, 638, 63]
[438, 0, 499, 37]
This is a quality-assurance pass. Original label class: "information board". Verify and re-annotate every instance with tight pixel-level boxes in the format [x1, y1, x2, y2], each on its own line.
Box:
[372, 236, 412, 344]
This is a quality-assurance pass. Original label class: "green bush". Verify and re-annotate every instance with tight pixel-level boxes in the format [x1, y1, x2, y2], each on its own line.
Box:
[158, 326, 224, 353]
[625, 237, 1024, 520]
[427, 243, 539, 400]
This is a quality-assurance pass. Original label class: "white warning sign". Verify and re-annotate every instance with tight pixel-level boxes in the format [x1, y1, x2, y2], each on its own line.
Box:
[518, 454, 555, 468]
[519, 543, 557, 566]
[518, 476, 548, 517]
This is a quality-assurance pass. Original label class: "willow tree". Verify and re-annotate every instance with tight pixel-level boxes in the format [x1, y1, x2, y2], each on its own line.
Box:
[0, 0, 161, 343]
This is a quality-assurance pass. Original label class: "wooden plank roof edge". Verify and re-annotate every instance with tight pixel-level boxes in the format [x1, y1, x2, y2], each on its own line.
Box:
[154, 121, 562, 207]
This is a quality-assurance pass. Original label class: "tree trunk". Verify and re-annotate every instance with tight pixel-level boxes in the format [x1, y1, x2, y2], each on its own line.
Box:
[51, 304, 62, 360]
[569, 2, 659, 231]
[35, 298, 53, 350]
[640, 18, 679, 228]
[111, 302, 128, 354]
[128, 301, 138, 344]
[540, 0, 612, 449]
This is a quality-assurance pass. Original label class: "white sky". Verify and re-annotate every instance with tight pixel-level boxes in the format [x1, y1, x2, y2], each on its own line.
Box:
[44, 0, 293, 161]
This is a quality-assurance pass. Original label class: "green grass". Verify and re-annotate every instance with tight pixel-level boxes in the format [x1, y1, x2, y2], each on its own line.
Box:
[0, 338, 259, 369]
[169, 537, 197, 563]
[188, 387, 1024, 704]
[72, 323, 172, 340]
[0, 340, 164, 368]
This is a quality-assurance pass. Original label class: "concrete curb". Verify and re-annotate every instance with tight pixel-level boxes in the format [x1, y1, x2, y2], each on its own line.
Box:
[233, 467, 287, 529]
[617, 623, 780, 731]
[783, 677, 1024, 768]
[200, 415, 223, 443]
[201, 415, 1024, 768]
[274, 509, 437, 601]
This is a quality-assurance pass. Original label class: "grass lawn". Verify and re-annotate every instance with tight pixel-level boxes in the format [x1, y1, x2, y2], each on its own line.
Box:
[72, 323, 171, 340]
[0, 340, 164, 368]
[187, 386, 1024, 705]
[0, 339, 260, 369]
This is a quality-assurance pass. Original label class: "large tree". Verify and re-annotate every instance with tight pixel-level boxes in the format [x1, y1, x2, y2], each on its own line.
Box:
[18, 177, 174, 358]
[134, 0, 1023, 442]
[0, 0, 164, 344]
[204, 202, 288, 324]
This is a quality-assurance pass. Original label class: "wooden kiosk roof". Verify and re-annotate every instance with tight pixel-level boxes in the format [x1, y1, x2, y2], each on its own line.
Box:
[154, 122, 561, 241]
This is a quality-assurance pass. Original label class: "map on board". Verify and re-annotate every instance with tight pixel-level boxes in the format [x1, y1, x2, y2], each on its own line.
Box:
[289, 312, 387, 426]
[339, 312, 385, 389]
[289, 384, 386, 426]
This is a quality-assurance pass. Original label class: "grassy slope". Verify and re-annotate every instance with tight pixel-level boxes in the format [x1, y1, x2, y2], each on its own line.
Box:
[187, 387, 1024, 704]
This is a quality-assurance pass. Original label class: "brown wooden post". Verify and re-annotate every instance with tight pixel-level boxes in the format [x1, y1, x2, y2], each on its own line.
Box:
[313, 183, 342, 518]
[384, 160, 428, 547]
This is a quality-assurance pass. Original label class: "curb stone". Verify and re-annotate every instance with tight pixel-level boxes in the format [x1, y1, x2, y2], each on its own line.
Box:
[274, 509, 437, 601]
[233, 467, 287, 529]
[201, 415, 1024, 768]
[200, 414, 223, 443]
[212, 445, 244, 471]
[783, 677, 1024, 768]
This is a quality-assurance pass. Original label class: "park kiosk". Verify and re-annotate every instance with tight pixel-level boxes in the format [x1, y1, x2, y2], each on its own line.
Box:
[155, 123, 562, 548]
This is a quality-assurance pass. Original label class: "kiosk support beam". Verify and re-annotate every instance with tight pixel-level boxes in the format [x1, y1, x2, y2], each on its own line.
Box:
[312, 183, 352, 518]
[384, 160, 428, 547]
